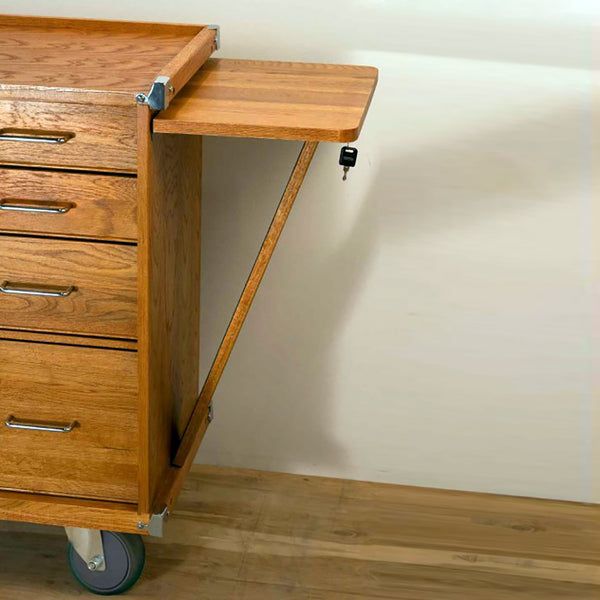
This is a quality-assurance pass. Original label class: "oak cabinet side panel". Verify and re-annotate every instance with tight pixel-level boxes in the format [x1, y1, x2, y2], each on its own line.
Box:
[137, 105, 201, 513]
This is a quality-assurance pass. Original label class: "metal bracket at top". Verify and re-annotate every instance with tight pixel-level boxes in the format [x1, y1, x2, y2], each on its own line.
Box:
[207, 24, 221, 50]
[135, 75, 175, 111]
[135, 25, 220, 110]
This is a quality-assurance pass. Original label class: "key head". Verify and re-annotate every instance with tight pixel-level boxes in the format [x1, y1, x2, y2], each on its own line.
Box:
[339, 146, 358, 167]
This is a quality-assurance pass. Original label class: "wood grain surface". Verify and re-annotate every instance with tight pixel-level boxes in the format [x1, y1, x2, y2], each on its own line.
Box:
[0, 100, 137, 172]
[0, 169, 137, 241]
[0, 339, 138, 502]
[155, 58, 379, 142]
[0, 15, 204, 104]
[162, 26, 218, 102]
[0, 492, 144, 534]
[1, 465, 599, 599]
[0, 237, 137, 339]
[136, 103, 202, 514]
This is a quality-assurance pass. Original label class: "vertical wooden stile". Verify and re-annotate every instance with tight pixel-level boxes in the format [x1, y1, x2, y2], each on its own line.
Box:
[136, 105, 203, 515]
[136, 104, 153, 515]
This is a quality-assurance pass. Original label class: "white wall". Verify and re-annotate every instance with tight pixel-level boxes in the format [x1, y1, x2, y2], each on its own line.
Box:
[3, 1, 598, 502]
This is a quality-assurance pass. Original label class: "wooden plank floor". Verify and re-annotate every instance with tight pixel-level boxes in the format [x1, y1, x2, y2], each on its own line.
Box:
[0, 465, 599, 598]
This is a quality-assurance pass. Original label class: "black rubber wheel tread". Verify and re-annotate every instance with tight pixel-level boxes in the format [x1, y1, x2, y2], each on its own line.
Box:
[67, 531, 145, 596]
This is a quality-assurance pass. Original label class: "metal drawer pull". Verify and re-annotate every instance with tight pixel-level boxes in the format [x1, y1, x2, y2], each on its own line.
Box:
[5, 415, 77, 433]
[0, 128, 74, 145]
[0, 281, 75, 298]
[0, 199, 73, 215]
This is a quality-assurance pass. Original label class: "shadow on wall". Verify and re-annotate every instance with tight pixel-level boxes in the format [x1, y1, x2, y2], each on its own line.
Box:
[197, 93, 594, 483]
[368, 102, 595, 497]
[388, 101, 591, 245]
[199, 137, 379, 472]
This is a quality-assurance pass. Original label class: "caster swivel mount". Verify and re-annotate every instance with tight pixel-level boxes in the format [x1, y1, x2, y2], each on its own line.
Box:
[65, 528, 145, 595]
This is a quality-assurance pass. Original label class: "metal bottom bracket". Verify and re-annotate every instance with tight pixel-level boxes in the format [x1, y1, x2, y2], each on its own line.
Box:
[137, 506, 170, 537]
[65, 527, 106, 572]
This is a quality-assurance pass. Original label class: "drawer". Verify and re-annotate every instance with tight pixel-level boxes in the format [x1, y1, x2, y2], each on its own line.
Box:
[0, 100, 136, 172]
[0, 339, 138, 502]
[0, 237, 137, 338]
[0, 169, 137, 241]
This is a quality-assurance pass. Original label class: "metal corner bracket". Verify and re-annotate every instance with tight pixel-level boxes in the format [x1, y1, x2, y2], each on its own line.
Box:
[135, 25, 220, 109]
[135, 75, 175, 111]
[137, 506, 170, 537]
[207, 24, 221, 50]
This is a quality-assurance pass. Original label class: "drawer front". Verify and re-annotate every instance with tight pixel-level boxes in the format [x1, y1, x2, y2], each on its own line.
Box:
[0, 237, 137, 338]
[0, 100, 136, 172]
[0, 339, 138, 502]
[0, 169, 137, 241]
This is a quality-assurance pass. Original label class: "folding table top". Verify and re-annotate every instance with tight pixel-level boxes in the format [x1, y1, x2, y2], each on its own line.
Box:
[155, 59, 379, 142]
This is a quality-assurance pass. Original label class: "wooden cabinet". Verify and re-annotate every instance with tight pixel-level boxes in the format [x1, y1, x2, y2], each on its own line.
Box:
[0, 17, 211, 531]
[0, 13, 377, 554]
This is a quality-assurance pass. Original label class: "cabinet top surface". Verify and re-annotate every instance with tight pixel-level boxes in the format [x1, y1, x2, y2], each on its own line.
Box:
[0, 15, 202, 100]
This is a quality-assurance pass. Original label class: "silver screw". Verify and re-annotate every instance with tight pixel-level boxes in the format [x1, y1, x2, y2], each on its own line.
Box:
[135, 93, 147, 104]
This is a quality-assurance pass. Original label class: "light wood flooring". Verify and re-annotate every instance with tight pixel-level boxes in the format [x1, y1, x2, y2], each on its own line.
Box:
[0, 465, 599, 599]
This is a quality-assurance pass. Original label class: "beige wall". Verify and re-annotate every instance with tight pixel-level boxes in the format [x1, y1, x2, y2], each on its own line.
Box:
[4, 1, 598, 502]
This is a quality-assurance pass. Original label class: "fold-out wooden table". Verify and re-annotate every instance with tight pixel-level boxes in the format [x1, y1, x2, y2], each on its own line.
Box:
[0, 15, 377, 594]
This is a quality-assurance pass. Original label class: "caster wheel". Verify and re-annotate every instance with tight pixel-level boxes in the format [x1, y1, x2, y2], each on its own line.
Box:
[67, 531, 145, 595]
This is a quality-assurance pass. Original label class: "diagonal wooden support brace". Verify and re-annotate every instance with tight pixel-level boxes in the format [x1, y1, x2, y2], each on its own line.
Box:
[173, 141, 319, 468]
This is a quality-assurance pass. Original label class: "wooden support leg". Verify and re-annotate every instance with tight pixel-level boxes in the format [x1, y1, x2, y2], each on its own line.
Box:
[173, 141, 319, 470]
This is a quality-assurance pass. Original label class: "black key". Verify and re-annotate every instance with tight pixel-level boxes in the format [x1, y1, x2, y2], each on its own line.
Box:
[339, 146, 358, 167]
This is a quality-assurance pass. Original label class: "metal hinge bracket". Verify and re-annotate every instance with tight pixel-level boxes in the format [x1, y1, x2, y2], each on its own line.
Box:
[135, 75, 175, 111]
[137, 506, 170, 537]
[207, 24, 221, 50]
